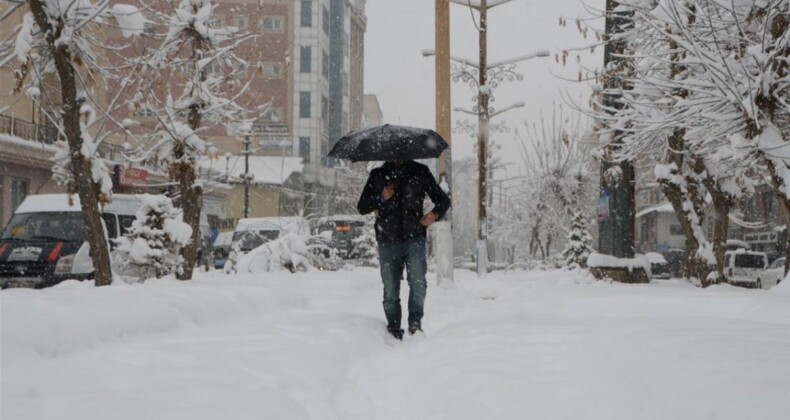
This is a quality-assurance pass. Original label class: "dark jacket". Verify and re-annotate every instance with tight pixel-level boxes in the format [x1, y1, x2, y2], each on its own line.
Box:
[357, 161, 450, 244]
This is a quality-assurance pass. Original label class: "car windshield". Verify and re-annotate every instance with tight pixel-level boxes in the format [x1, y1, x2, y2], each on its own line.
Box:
[232, 230, 280, 250]
[734, 254, 765, 269]
[769, 258, 785, 269]
[1, 212, 86, 242]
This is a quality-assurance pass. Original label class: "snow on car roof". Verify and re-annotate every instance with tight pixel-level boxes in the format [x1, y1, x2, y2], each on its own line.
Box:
[645, 252, 667, 263]
[635, 202, 675, 219]
[235, 217, 306, 232]
[15, 194, 141, 215]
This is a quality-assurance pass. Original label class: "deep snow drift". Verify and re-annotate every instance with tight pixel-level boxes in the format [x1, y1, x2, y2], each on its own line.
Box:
[1, 269, 788, 420]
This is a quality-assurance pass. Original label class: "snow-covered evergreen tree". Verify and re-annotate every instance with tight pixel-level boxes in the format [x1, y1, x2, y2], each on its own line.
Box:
[115, 195, 192, 279]
[562, 211, 592, 268]
[125, 0, 259, 280]
[352, 220, 378, 267]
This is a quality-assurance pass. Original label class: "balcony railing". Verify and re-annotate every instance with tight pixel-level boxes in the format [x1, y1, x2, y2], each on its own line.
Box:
[0, 114, 58, 145]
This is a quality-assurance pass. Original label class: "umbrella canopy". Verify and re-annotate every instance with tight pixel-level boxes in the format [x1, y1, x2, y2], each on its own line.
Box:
[328, 124, 449, 162]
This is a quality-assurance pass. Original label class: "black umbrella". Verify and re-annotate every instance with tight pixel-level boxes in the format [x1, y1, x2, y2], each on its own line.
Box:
[328, 124, 449, 162]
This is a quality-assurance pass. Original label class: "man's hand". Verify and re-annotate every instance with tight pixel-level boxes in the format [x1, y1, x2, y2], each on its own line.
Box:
[420, 212, 438, 227]
[381, 183, 395, 201]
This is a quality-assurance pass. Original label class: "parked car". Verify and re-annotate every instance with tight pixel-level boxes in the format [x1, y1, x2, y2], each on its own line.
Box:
[723, 250, 768, 288]
[646, 252, 670, 279]
[0, 194, 139, 289]
[212, 231, 234, 270]
[312, 215, 368, 259]
[231, 217, 308, 253]
[761, 257, 786, 289]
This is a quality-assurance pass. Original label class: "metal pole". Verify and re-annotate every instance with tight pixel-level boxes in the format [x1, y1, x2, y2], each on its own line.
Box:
[244, 135, 250, 218]
[435, 0, 454, 285]
[476, 0, 489, 277]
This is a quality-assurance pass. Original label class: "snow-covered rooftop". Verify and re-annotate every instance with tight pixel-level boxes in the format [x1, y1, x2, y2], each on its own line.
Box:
[201, 156, 303, 186]
[635, 202, 675, 219]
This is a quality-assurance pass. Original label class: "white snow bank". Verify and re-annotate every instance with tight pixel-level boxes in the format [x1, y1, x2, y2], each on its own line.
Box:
[587, 252, 650, 272]
[2, 269, 789, 420]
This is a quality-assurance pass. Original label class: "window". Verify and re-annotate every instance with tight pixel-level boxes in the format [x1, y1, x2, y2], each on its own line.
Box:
[300, 46, 312, 73]
[300, 1, 312, 27]
[236, 16, 247, 29]
[208, 16, 224, 28]
[119, 215, 136, 235]
[321, 95, 328, 120]
[262, 108, 281, 123]
[10, 178, 28, 212]
[322, 51, 329, 79]
[299, 137, 311, 163]
[101, 214, 118, 240]
[669, 225, 683, 236]
[261, 16, 284, 32]
[734, 254, 766, 269]
[143, 22, 156, 35]
[135, 104, 156, 118]
[322, 6, 330, 34]
[263, 63, 283, 78]
[300, 92, 311, 118]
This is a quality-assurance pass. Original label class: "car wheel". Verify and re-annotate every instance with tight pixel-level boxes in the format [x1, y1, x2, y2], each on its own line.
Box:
[756, 279, 762, 289]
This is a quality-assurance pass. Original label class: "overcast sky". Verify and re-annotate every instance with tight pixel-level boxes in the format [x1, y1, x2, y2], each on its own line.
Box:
[364, 0, 603, 177]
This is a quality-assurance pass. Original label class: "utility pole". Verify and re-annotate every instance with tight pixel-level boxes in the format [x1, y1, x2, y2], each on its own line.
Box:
[243, 134, 250, 218]
[434, 0, 454, 285]
[476, 0, 490, 277]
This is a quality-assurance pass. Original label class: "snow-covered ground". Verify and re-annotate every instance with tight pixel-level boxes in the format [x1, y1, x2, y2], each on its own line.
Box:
[2, 269, 789, 420]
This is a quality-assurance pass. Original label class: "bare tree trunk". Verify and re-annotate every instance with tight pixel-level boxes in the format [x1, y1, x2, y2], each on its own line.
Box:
[703, 176, 732, 284]
[765, 159, 790, 276]
[28, 0, 112, 286]
[176, 105, 204, 280]
[659, 130, 713, 286]
[178, 169, 202, 280]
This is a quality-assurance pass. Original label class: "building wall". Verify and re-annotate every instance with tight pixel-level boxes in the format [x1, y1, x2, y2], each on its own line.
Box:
[225, 185, 281, 221]
[0, 146, 64, 226]
[103, 0, 293, 154]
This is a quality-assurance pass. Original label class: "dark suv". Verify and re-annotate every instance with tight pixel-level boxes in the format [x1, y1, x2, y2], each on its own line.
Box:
[312, 216, 368, 259]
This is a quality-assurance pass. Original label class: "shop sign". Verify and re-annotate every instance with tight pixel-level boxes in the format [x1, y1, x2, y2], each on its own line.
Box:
[116, 165, 149, 188]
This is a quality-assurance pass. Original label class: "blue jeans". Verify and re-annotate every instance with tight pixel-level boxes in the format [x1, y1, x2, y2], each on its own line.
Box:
[378, 237, 428, 330]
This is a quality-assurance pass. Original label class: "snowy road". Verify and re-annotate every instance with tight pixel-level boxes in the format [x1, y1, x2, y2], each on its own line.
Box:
[2, 269, 789, 420]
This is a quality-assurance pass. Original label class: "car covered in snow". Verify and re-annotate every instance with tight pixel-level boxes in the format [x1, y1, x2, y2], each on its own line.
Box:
[231, 217, 309, 253]
[0, 194, 212, 288]
[0, 194, 139, 288]
[723, 250, 768, 288]
[311, 215, 369, 259]
[645, 252, 670, 279]
[212, 231, 234, 269]
[760, 257, 786, 289]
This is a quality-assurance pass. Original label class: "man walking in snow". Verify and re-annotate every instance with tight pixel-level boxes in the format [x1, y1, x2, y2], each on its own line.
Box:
[357, 160, 451, 340]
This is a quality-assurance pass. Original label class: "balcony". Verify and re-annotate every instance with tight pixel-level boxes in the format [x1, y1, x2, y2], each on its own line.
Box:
[0, 114, 57, 145]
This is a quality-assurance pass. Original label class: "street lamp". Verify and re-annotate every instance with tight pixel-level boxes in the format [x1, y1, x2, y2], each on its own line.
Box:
[450, 0, 547, 277]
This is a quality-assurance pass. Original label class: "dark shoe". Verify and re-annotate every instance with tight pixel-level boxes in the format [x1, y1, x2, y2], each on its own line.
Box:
[388, 327, 404, 340]
[408, 321, 422, 335]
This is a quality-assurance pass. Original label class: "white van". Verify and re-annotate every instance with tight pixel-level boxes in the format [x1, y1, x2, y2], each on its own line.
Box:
[723, 250, 768, 288]
[0, 194, 139, 288]
[0, 194, 210, 288]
